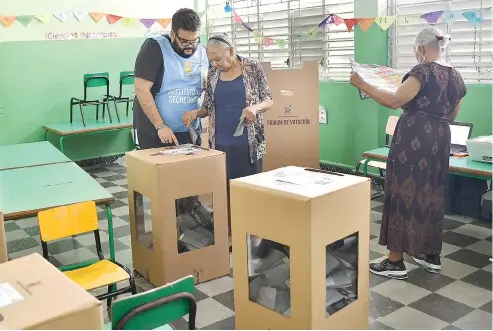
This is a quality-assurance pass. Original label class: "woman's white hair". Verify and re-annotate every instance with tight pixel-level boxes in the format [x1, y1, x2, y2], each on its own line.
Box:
[415, 27, 451, 51]
[207, 33, 233, 50]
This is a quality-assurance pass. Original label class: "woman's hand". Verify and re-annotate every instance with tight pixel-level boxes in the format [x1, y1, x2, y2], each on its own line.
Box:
[350, 72, 366, 89]
[182, 110, 198, 127]
[242, 105, 258, 125]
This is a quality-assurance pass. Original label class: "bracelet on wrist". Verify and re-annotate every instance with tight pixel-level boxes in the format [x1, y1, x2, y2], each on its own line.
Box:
[156, 123, 166, 131]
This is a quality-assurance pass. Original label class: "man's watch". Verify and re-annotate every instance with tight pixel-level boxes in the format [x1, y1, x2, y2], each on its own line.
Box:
[156, 123, 166, 131]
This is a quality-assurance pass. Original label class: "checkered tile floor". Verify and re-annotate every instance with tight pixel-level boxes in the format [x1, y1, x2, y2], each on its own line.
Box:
[5, 161, 492, 330]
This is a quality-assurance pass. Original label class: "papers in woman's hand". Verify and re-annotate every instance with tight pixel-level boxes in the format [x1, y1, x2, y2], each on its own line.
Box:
[188, 125, 199, 145]
[233, 115, 246, 137]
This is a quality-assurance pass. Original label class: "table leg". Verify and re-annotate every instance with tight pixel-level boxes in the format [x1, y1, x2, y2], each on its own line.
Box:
[106, 204, 116, 262]
[44, 130, 48, 141]
[59, 136, 65, 154]
[363, 159, 371, 177]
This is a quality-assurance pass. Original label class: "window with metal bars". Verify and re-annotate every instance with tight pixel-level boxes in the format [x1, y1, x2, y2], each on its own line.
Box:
[205, 0, 355, 80]
[388, 0, 493, 83]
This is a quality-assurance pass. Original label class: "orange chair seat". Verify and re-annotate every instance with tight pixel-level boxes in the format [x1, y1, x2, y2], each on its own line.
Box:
[64, 260, 130, 291]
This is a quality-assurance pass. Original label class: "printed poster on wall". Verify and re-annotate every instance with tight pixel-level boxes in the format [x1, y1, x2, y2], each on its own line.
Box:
[350, 59, 407, 100]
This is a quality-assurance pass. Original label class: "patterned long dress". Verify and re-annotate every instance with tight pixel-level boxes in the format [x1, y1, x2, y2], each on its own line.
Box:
[379, 62, 467, 256]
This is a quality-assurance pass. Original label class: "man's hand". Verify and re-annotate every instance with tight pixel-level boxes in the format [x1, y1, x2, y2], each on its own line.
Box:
[158, 125, 178, 145]
[242, 105, 258, 125]
[182, 110, 198, 127]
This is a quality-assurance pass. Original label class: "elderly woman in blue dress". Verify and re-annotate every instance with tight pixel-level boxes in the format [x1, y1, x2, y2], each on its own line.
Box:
[183, 33, 273, 233]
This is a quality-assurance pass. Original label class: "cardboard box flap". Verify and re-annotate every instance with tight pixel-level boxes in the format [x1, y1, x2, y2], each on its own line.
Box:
[126, 144, 224, 165]
[231, 166, 369, 199]
[0, 253, 102, 330]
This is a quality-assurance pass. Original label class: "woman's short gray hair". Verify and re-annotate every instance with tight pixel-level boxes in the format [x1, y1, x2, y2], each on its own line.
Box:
[207, 33, 234, 50]
[415, 27, 451, 50]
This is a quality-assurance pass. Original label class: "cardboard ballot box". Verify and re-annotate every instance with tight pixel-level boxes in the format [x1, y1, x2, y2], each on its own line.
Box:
[126, 145, 229, 286]
[0, 212, 7, 264]
[0, 253, 103, 330]
[230, 166, 371, 330]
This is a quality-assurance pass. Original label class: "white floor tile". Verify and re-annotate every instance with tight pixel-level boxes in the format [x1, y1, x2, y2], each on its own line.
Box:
[466, 240, 492, 256]
[196, 276, 234, 297]
[184, 298, 234, 329]
[437, 281, 492, 308]
[440, 258, 478, 280]
[371, 279, 431, 305]
[452, 224, 492, 240]
[379, 306, 448, 330]
[453, 309, 493, 330]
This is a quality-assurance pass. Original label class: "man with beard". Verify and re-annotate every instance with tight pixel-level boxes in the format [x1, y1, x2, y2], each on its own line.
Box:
[133, 8, 208, 148]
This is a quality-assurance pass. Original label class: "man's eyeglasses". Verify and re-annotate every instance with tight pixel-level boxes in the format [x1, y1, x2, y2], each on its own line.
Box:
[176, 35, 200, 47]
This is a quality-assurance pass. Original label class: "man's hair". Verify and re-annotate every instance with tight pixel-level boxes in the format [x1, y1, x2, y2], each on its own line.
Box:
[171, 8, 201, 33]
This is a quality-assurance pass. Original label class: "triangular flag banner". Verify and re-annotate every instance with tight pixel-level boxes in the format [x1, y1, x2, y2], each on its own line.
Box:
[156, 18, 171, 28]
[254, 33, 263, 43]
[275, 39, 286, 49]
[120, 17, 138, 27]
[16, 15, 34, 27]
[0, 15, 16, 27]
[89, 12, 103, 23]
[106, 14, 122, 25]
[375, 16, 396, 30]
[263, 37, 274, 47]
[35, 14, 51, 23]
[344, 18, 358, 32]
[53, 12, 69, 22]
[421, 11, 443, 24]
[358, 18, 375, 32]
[442, 11, 463, 25]
[332, 15, 344, 26]
[72, 10, 88, 21]
[242, 21, 253, 32]
[233, 11, 242, 24]
[462, 11, 484, 27]
[140, 18, 156, 28]
[397, 15, 421, 24]
[224, 4, 233, 13]
[306, 27, 319, 40]
[318, 14, 333, 28]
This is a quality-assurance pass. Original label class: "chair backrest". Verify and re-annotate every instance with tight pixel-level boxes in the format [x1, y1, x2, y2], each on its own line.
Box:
[120, 71, 135, 85]
[111, 275, 196, 330]
[385, 115, 399, 147]
[38, 201, 99, 242]
[84, 72, 110, 88]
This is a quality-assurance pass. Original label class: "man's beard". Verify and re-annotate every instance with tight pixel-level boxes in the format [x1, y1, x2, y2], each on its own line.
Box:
[172, 38, 197, 58]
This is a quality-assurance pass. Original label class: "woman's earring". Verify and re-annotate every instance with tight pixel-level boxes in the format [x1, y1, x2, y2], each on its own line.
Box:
[418, 55, 426, 63]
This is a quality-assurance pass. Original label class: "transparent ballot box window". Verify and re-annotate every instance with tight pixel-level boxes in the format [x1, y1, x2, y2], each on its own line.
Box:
[176, 193, 215, 254]
[325, 232, 359, 318]
[247, 234, 291, 317]
[134, 191, 153, 250]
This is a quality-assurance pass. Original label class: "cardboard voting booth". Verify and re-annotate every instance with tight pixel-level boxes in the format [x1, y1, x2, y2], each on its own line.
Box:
[0, 253, 103, 330]
[230, 166, 370, 330]
[126, 145, 229, 286]
[0, 212, 7, 263]
[262, 62, 320, 172]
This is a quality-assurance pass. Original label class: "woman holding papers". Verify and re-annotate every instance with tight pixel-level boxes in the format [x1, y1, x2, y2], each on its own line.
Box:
[183, 33, 273, 233]
[350, 27, 467, 280]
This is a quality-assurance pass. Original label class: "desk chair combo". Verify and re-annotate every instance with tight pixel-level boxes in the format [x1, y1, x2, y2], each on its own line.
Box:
[107, 275, 197, 330]
[70, 71, 135, 127]
[37, 201, 136, 310]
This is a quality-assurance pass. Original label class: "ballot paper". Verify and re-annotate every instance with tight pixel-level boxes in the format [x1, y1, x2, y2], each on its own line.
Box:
[158, 145, 202, 156]
[188, 125, 199, 145]
[350, 59, 407, 100]
[233, 115, 246, 137]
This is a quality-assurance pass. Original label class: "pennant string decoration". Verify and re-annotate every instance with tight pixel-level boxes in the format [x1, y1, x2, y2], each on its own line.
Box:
[344, 18, 358, 32]
[374, 16, 396, 31]
[156, 18, 172, 28]
[263, 37, 274, 47]
[53, 12, 69, 22]
[16, 15, 34, 27]
[442, 10, 462, 25]
[0, 16, 15, 27]
[224, 3, 233, 13]
[462, 11, 484, 28]
[72, 10, 88, 22]
[120, 17, 138, 27]
[421, 11, 443, 24]
[332, 15, 345, 26]
[89, 12, 103, 23]
[35, 14, 51, 23]
[242, 21, 253, 32]
[106, 14, 122, 25]
[233, 11, 242, 24]
[358, 18, 375, 32]
[318, 14, 333, 28]
[140, 18, 156, 29]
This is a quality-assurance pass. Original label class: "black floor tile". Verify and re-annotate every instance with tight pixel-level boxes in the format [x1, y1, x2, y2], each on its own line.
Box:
[7, 237, 40, 253]
[111, 225, 131, 238]
[23, 225, 40, 237]
[370, 250, 385, 262]
[201, 316, 235, 330]
[442, 232, 480, 248]
[110, 199, 128, 209]
[101, 174, 126, 181]
[100, 181, 117, 188]
[406, 268, 456, 292]
[442, 324, 462, 330]
[97, 210, 108, 221]
[471, 219, 492, 229]
[443, 218, 467, 231]
[373, 204, 384, 213]
[370, 321, 394, 330]
[193, 288, 209, 303]
[4, 222, 21, 232]
[485, 236, 492, 242]
[370, 273, 391, 288]
[46, 238, 83, 254]
[369, 292, 404, 320]
[446, 249, 491, 269]
[461, 270, 493, 291]
[170, 317, 189, 330]
[113, 191, 128, 200]
[86, 240, 129, 255]
[213, 290, 235, 311]
[409, 293, 474, 323]
[479, 301, 492, 313]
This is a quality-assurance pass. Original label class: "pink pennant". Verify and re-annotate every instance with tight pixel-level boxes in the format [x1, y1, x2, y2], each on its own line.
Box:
[421, 11, 444, 24]
[140, 18, 156, 29]
[106, 14, 122, 25]
[332, 15, 344, 26]
[344, 18, 359, 32]
[263, 37, 274, 47]
[233, 11, 242, 24]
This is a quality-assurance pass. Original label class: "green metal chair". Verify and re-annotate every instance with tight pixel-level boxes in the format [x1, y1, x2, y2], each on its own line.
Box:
[107, 275, 197, 330]
[70, 72, 114, 126]
[107, 71, 135, 119]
